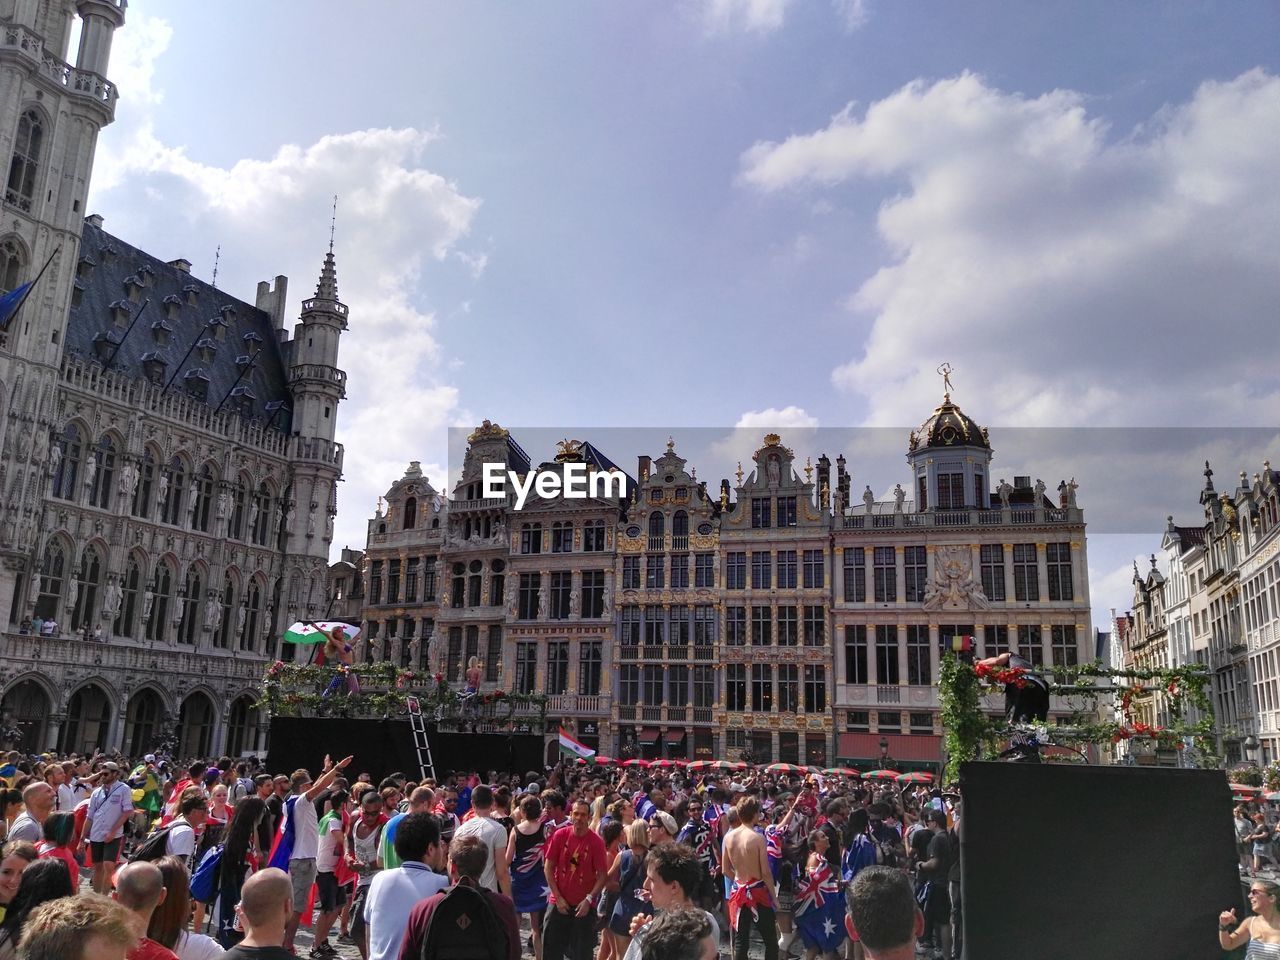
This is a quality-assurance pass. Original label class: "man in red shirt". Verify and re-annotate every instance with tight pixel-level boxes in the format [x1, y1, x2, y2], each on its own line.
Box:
[542, 799, 607, 960]
[112, 861, 178, 960]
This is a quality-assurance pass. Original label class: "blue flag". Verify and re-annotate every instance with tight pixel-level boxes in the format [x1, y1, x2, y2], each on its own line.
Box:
[794, 861, 847, 953]
[0, 280, 33, 330]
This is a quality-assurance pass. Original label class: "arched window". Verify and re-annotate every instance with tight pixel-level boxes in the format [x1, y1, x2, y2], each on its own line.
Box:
[34, 541, 66, 621]
[51, 425, 82, 500]
[145, 564, 173, 642]
[673, 510, 689, 546]
[0, 237, 24, 292]
[60, 684, 111, 755]
[131, 450, 155, 519]
[552, 520, 574, 553]
[88, 436, 116, 510]
[5, 110, 44, 212]
[177, 694, 213, 759]
[159, 457, 186, 526]
[241, 580, 262, 652]
[179, 567, 202, 644]
[226, 696, 258, 757]
[404, 496, 417, 530]
[70, 545, 102, 634]
[191, 464, 215, 532]
[648, 511, 665, 549]
[124, 688, 164, 758]
[217, 574, 236, 649]
[229, 479, 248, 540]
[115, 555, 141, 638]
[251, 483, 271, 545]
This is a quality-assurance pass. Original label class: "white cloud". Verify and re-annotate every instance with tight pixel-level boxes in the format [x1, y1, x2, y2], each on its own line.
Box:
[831, 0, 870, 32]
[698, 0, 795, 33]
[734, 406, 819, 430]
[738, 69, 1280, 429]
[89, 15, 482, 558]
[709, 407, 820, 482]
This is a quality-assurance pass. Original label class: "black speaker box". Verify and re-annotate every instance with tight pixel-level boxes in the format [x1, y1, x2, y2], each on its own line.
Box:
[958, 761, 1242, 960]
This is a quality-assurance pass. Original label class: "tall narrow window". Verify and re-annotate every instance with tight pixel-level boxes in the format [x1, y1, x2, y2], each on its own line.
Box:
[752, 664, 773, 712]
[87, 437, 116, 510]
[804, 665, 826, 713]
[546, 641, 570, 695]
[1051, 624, 1078, 667]
[515, 642, 537, 695]
[669, 605, 690, 643]
[777, 664, 799, 713]
[583, 520, 605, 552]
[751, 498, 771, 529]
[875, 624, 899, 684]
[672, 511, 688, 549]
[518, 573, 540, 620]
[115, 557, 141, 639]
[903, 546, 928, 602]
[726, 552, 746, 590]
[582, 570, 604, 618]
[873, 547, 896, 602]
[1046, 543, 1074, 601]
[551, 521, 573, 553]
[906, 624, 930, 685]
[146, 565, 173, 642]
[179, 568, 202, 645]
[648, 512, 665, 550]
[980, 545, 1006, 601]
[727, 665, 747, 712]
[776, 551, 797, 589]
[777, 497, 797, 527]
[843, 548, 866, 602]
[1013, 544, 1039, 601]
[520, 523, 542, 554]
[70, 546, 102, 633]
[0, 237, 24, 292]
[6, 110, 43, 211]
[621, 605, 640, 644]
[217, 575, 235, 649]
[803, 550, 824, 589]
[550, 571, 571, 619]
[751, 606, 771, 645]
[694, 553, 714, 588]
[242, 581, 262, 653]
[725, 606, 746, 646]
[403, 497, 417, 530]
[486, 625, 502, 682]
[1017, 624, 1042, 666]
[251, 484, 272, 545]
[35, 541, 66, 621]
[803, 605, 825, 646]
[131, 451, 155, 519]
[751, 552, 772, 589]
[844, 625, 868, 684]
[51, 425, 82, 500]
[623, 556, 640, 589]
[229, 479, 247, 540]
[777, 605, 797, 646]
[159, 458, 186, 526]
[579, 641, 602, 695]
[192, 465, 215, 532]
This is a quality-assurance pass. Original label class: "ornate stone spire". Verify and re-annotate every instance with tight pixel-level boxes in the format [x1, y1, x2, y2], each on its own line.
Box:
[314, 250, 339, 302]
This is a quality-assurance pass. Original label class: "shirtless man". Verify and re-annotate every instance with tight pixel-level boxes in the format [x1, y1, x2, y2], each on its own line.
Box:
[721, 796, 778, 960]
[464, 655, 483, 695]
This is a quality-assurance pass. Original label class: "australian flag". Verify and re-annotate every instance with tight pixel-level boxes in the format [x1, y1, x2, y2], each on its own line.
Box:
[794, 862, 846, 953]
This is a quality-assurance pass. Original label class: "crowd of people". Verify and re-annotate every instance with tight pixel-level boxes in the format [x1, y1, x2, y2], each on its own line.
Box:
[0, 746, 979, 960]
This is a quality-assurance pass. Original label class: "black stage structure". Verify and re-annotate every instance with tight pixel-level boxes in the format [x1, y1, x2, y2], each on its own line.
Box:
[266, 717, 544, 784]
[958, 761, 1241, 960]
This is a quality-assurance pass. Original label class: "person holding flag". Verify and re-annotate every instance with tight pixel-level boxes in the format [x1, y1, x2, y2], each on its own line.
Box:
[793, 829, 846, 960]
[722, 797, 777, 960]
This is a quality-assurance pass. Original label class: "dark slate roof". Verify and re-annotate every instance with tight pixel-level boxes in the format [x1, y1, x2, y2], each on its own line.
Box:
[66, 221, 293, 431]
[1174, 525, 1206, 547]
[582, 440, 637, 502]
[506, 435, 531, 474]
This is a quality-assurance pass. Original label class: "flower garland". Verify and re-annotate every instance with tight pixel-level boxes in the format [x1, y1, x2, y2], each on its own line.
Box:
[256, 661, 549, 726]
[939, 654, 1218, 782]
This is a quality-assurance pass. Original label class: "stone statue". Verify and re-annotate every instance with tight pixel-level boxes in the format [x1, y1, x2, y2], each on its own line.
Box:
[1066, 477, 1079, 509]
[83, 454, 96, 489]
[307, 507, 316, 536]
[119, 461, 138, 502]
[47, 442, 61, 476]
[67, 577, 80, 617]
[537, 579, 548, 619]
[235, 604, 247, 639]
[247, 499, 259, 531]
[1057, 480, 1069, 508]
[1033, 478, 1046, 503]
[156, 473, 170, 507]
[894, 483, 906, 512]
[997, 478, 1013, 509]
[141, 587, 154, 622]
[216, 489, 230, 520]
[601, 580, 613, 617]
[427, 629, 442, 671]
[569, 585, 581, 617]
[32, 429, 47, 463]
[103, 577, 123, 618]
[204, 596, 222, 631]
[767, 455, 781, 486]
[324, 512, 334, 540]
[505, 577, 518, 618]
[922, 545, 989, 611]
[409, 635, 422, 666]
[187, 482, 199, 523]
[863, 485, 875, 512]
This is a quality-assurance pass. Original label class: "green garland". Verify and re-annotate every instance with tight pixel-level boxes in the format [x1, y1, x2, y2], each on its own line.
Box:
[938, 654, 1219, 783]
[255, 660, 549, 726]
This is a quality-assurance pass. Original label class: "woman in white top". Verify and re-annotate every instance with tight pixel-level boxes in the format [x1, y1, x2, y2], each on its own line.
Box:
[150, 855, 223, 960]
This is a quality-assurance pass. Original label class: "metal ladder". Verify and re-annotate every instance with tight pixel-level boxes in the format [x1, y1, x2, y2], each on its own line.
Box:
[406, 696, 436, 782]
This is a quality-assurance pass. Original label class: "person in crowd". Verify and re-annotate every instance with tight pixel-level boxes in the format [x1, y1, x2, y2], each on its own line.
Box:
[453, 785, 511, 898]
[607, 821, 651, 959]
[647, 812, 677, 846]
[219, 868, 295, 960]
[507, 794, 551, 960]
[722, 796, 777, 960]
[847, 867, 923, 960]
[112, 860, 178, 960]
[623, 841, 720, 960]
[376, 786, 433, 872]
[264, 776, 289, 839]
[0, 841, 37, 925]
[164, 764, 207, 820]
[636, 908, 717, 960]
[36, 813, 77, 881]
[0, 792, 22, 843]
[543, 798, 608, 960]
[80, 762, 133, 894]
[1220, 878, 1280, 956]
[147, 856, 222, 960]
[346, 784, 386, 960]
[165, 794, 208, 870]
[362, 813, 447, 960]
[398, 834, 520, 960]
[214, 797, 268, 949]
[15, 893, 136, 960]
[911, 808, 952, 960]
[1249, 812, 1275, 875]
[541, 791, 568, 835]
[0, 858, 74, 959]
[311, 789, 350, 960]
[267, 755, 351, 955]
[8, 783, 54, 844]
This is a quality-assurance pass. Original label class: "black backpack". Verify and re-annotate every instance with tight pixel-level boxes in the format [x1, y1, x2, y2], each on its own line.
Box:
[130, 824, 176, 862]
[420, 882, 507, 960]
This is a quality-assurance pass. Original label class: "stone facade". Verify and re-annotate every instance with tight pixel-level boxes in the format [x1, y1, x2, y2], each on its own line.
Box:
[0, 1, 345, 758]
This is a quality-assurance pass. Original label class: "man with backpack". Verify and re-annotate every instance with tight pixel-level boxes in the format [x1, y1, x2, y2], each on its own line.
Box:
[398, 833, 520, 960]
[363, 813, 448, 960]
[163, 792, 208, 870]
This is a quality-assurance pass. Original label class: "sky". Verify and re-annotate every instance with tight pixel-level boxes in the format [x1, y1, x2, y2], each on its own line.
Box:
[83, 1, 1280, 633]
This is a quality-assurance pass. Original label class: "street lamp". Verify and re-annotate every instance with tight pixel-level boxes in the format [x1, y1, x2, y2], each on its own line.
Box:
[1245, 735, 1260, 764]
[879, 736, 895, 770]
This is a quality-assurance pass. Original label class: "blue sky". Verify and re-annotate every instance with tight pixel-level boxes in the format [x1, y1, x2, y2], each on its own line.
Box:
[86, 1, 1280, 630]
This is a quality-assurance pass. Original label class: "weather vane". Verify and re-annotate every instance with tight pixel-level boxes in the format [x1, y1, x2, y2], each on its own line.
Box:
[937, 362, 954, 399]
[329, 194, 338, 254]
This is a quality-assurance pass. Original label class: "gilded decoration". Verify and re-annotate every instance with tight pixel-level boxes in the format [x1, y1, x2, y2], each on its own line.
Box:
[467, 419, 510, 444]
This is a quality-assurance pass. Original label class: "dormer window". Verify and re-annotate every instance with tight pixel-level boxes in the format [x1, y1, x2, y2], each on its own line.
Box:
[91, 330, 121, 361]
[101, 244, 117, 261]
[150, 318, 173, 346]
[123, 274, 144, 302]
[183, 283, 199, 307]
[196, 337, 217, 363]
[219, 303, 237, 321]
[136, 263, 154, 286]
[235, 354, 254, 369]
[71, 279, 84, 309]
[184, 368, 210, 401]
[108, 299, 132, 328]
[141, 351, 166, 383]
[76, 255, 95, 281]
[230, 385, 256, 417]
[163, 293, 182, 321]
[242, 331, 263, 356]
